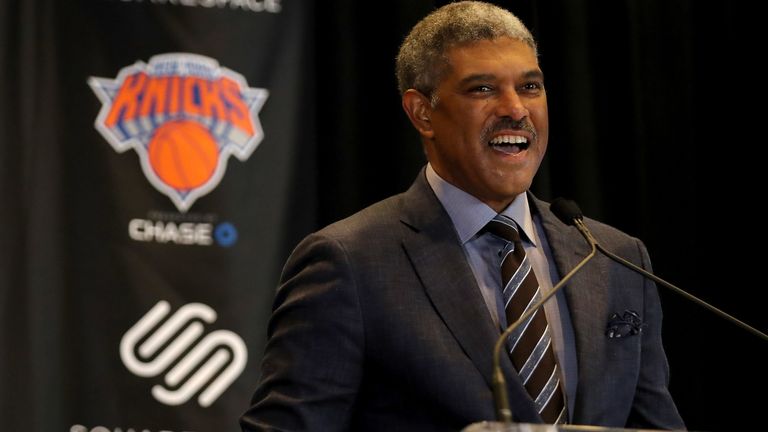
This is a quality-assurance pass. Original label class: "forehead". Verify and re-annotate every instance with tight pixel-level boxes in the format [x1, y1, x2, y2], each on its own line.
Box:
[442, 37, 541, 80]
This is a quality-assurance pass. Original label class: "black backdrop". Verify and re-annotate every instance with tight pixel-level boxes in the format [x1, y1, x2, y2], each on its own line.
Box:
[315, 1, 765, 431]
[2, 1, 765, 431]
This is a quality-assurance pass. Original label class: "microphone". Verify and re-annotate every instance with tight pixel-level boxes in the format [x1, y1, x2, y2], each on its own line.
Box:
[491, 198, 598, 424]
[488, 197, 768, 427]
[551, 198, 768, 342]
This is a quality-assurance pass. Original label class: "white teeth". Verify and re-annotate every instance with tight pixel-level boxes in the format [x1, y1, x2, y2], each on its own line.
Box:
[489, 135, 528, 145]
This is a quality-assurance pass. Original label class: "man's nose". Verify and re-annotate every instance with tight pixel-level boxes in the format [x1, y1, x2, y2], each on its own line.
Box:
[495, 89, 529, 120]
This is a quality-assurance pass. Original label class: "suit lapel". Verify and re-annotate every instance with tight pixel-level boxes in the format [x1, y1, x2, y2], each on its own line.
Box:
[530, 195, 611, 417]
[398, 172, 540, 421]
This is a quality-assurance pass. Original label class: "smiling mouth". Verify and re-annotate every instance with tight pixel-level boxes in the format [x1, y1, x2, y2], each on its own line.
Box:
[489, 135, 530, 155]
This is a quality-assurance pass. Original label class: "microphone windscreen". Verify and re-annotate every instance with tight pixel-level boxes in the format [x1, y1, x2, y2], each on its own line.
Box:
[551, 198, 583, 225]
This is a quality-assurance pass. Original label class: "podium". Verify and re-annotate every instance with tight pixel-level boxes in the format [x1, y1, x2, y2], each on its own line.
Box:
[463, 422, 687, 432]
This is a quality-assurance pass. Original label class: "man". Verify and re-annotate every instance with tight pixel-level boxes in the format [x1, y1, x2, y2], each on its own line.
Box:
[241, 2, 684, 430]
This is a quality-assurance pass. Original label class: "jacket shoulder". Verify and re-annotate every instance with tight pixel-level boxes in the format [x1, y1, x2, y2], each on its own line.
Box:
[316, 193, 408, 243]
[533, 196, 646, 258]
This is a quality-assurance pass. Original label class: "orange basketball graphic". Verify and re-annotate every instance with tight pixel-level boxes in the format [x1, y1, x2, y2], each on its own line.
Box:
[148, 120, 219, 190]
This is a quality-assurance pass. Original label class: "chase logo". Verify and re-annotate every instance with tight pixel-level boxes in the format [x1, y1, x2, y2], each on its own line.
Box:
[88, 53, 269, 212]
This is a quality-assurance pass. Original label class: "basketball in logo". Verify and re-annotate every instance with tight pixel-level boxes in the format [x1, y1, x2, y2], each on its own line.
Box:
[148, 120, 219, 190]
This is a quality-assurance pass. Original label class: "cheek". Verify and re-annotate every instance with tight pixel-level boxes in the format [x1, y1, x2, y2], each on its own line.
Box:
[531, 105, 549, 133]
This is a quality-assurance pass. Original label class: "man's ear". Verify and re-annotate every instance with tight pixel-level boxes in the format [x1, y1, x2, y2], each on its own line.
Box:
[402, 89, 435, 139]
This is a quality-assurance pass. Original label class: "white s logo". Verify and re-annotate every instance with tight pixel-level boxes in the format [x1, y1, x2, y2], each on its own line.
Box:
[120, 301, 247, 407]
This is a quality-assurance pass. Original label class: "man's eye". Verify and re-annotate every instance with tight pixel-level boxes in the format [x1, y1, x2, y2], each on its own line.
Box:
[521, 82, 544, 92]
[470, 85, 493, 93]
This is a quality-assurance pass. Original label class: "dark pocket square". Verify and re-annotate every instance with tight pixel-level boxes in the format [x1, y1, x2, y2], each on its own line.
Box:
[606, 310, 644, 338]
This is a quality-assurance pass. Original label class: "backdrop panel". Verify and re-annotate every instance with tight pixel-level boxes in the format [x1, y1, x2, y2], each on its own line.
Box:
[1, 1, 313, 430]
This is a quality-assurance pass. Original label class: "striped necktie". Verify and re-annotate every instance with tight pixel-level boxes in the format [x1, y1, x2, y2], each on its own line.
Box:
[485, 214, 566, 424]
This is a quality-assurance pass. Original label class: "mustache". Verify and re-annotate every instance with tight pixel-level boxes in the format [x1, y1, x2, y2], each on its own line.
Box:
[481, 118, 537, 142]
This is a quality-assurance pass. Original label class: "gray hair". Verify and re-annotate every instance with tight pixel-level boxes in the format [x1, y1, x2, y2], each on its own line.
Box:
[395, 1, 537, 100]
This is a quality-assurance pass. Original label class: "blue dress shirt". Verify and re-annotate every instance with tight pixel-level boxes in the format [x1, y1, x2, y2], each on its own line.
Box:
[425, 164, 578, 418]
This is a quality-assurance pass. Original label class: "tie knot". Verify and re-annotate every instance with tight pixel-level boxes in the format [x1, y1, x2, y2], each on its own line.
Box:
[484, 215, 522, 244]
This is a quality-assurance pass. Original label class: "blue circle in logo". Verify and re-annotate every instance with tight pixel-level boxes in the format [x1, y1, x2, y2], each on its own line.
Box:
[214, 222, 238, 247]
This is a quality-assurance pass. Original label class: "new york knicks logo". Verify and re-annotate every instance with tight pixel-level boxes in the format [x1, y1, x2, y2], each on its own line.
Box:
[88, 53, 269, 212]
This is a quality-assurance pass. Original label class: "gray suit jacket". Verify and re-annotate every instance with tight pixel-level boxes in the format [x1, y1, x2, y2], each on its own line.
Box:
[241, 170, 684, 431]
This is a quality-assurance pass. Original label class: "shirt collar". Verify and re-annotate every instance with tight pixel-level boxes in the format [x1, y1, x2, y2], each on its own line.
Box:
[425, 163, 537, 246]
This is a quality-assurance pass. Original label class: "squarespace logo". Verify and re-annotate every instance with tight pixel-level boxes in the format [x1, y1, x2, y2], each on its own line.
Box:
[120, 301, 247, 407]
